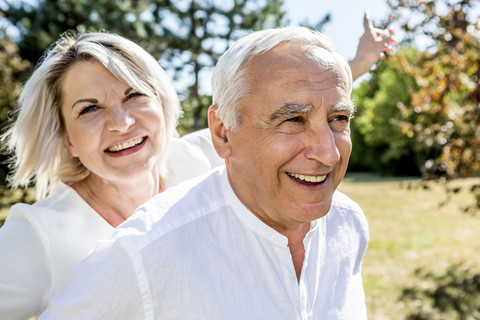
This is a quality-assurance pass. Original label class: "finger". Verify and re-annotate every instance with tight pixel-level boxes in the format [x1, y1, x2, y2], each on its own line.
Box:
[383, 45, 395, 53]
[363, 11, 373, 31]
[387, 37, 399, 45]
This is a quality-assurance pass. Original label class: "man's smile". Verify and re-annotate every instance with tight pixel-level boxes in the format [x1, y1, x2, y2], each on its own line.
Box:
[286, 172, 327, 183]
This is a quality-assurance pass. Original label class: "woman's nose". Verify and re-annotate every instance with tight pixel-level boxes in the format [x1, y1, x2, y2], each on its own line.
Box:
[106, 107, 135, 132]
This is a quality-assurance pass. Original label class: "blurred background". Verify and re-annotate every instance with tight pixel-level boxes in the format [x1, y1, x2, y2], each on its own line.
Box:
[0, 0, 479, 318]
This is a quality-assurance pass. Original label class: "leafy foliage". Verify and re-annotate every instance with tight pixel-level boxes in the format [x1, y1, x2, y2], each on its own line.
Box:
[0, 34, 31, 185]
[0, 35, 30, 124]
[386, 0, 480, 179]
[350, 48, 422, 176]
[400, 264, 480, 319]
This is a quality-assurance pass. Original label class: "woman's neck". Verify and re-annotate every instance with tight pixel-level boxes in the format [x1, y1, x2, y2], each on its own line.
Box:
[71, 171, 162, 227]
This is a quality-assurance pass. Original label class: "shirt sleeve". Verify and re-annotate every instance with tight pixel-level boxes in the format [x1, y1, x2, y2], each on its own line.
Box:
[0, 208, 52, 319]
[39, 240, 146, 320]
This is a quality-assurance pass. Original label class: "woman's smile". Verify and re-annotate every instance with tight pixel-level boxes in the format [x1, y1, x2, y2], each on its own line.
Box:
[105, 136, 147, 154]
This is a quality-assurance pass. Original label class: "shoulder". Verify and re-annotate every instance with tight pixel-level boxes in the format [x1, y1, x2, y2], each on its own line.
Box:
[328, 190, 369, 236]
[6, 182, 92, 226]
[165, 129, 223, 187]
[331, 190, 364, 214]
[113, 167, 227, 250]
[180, 128, 224, 167]
[5, 183, 112, 261]
[6, 183, 73, 223]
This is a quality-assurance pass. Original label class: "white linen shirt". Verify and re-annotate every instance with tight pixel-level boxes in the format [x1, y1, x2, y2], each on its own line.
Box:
[41, 166, 369, 320]
[0, 129, 221, 320]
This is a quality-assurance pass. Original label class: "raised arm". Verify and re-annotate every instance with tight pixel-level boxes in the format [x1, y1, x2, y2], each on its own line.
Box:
[349, 11, 398, 80]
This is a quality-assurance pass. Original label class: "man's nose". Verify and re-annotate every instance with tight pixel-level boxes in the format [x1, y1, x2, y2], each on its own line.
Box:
[303, 125, 340, 166]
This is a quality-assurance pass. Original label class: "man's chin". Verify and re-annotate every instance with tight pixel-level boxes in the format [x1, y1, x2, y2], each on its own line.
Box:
[295, 199, 333, 221]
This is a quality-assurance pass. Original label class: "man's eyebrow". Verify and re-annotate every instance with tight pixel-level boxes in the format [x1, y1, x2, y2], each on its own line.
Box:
[269, 103, 313, 122]
[331, 101, 356, 115]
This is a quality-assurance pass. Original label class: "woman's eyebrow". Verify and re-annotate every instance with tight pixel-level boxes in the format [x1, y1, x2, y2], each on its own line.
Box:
[122, 87, 134, 103]
[72, 98, 97, 109]
[269, 103, 313, 121]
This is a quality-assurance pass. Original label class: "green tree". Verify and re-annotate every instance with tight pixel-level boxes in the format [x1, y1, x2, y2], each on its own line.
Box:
[350, 48, 422, 176]
[1, 0, 286, 131]
[0, 31, 31, 185]
[386, 0, 479, 179]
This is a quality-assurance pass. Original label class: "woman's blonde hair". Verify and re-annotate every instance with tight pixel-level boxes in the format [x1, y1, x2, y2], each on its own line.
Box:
[2, 32, 181, 199]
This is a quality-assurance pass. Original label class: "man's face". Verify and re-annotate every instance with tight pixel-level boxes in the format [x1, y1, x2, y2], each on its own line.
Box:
[212, 43, 353, 233]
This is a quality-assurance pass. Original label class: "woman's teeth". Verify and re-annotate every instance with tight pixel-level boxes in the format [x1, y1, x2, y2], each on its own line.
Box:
[107, 137, 144, 152]
[287, 172, 327, 183]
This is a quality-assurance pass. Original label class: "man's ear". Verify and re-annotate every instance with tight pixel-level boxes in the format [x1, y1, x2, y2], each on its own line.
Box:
[208, 105, 232, 160]
[63, 132, 79, 158]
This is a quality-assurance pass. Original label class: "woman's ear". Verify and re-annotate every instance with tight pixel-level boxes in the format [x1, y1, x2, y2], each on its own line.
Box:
[208, 105, 231, 160]
[63, 132, 79, 157]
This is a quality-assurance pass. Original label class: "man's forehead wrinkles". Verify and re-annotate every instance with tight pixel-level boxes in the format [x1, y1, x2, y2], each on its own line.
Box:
[277, 75, 345, 93]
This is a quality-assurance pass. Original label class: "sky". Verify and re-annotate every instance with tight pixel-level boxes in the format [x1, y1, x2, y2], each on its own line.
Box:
[194, 0, 393, 94]
[282, 0, 391, 60]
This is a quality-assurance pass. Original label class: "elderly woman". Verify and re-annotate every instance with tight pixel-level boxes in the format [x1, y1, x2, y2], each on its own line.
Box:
[0, 32, 221, 319]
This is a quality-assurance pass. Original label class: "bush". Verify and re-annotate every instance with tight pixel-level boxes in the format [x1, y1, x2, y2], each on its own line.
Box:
[400, 264, 480, 319]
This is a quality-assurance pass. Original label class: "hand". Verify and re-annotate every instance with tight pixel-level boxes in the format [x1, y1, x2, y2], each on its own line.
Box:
[349, 11, 398, 80]
[362, 10, 398, 60]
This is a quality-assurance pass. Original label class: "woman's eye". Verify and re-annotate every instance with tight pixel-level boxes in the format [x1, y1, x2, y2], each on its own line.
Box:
[127, 92, 146, 100]
[79, 105, 99, 116]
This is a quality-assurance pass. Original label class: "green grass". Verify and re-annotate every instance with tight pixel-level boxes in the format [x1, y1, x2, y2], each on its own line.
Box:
[339, 173, 480, 320]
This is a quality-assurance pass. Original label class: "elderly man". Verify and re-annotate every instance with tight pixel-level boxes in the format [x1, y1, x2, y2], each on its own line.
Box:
[41, 27, 369, 320]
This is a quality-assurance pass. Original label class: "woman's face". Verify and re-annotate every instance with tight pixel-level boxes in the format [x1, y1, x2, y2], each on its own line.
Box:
[60, 60, 167, 183]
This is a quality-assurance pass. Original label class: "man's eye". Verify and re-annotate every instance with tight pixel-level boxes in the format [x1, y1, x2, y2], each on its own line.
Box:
[285, 116, 302, 123]
[329, 115, 351, 132]
[333, 115, 350, 123]
[79, 105, 99, 115]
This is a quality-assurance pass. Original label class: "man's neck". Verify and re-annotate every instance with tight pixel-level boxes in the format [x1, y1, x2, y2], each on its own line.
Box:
[285, 223, 311, 281]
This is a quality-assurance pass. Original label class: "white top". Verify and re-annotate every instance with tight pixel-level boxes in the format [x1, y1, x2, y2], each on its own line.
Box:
[0, 129, 221, 320]
[41, 166, 369, 320]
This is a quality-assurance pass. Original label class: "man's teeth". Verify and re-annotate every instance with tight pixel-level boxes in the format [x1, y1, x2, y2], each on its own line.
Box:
[287, 172, 327, 183]
[108, 137, 143, 152]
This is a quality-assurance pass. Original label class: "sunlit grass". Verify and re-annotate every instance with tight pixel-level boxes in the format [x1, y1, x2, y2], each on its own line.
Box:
[339, 173, 480, 320]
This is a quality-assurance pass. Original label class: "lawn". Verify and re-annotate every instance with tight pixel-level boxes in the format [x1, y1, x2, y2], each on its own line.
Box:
[339, 173, 480, 319]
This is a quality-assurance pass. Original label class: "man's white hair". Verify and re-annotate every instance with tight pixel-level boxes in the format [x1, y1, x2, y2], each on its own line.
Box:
[211, 27, 352, 131]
